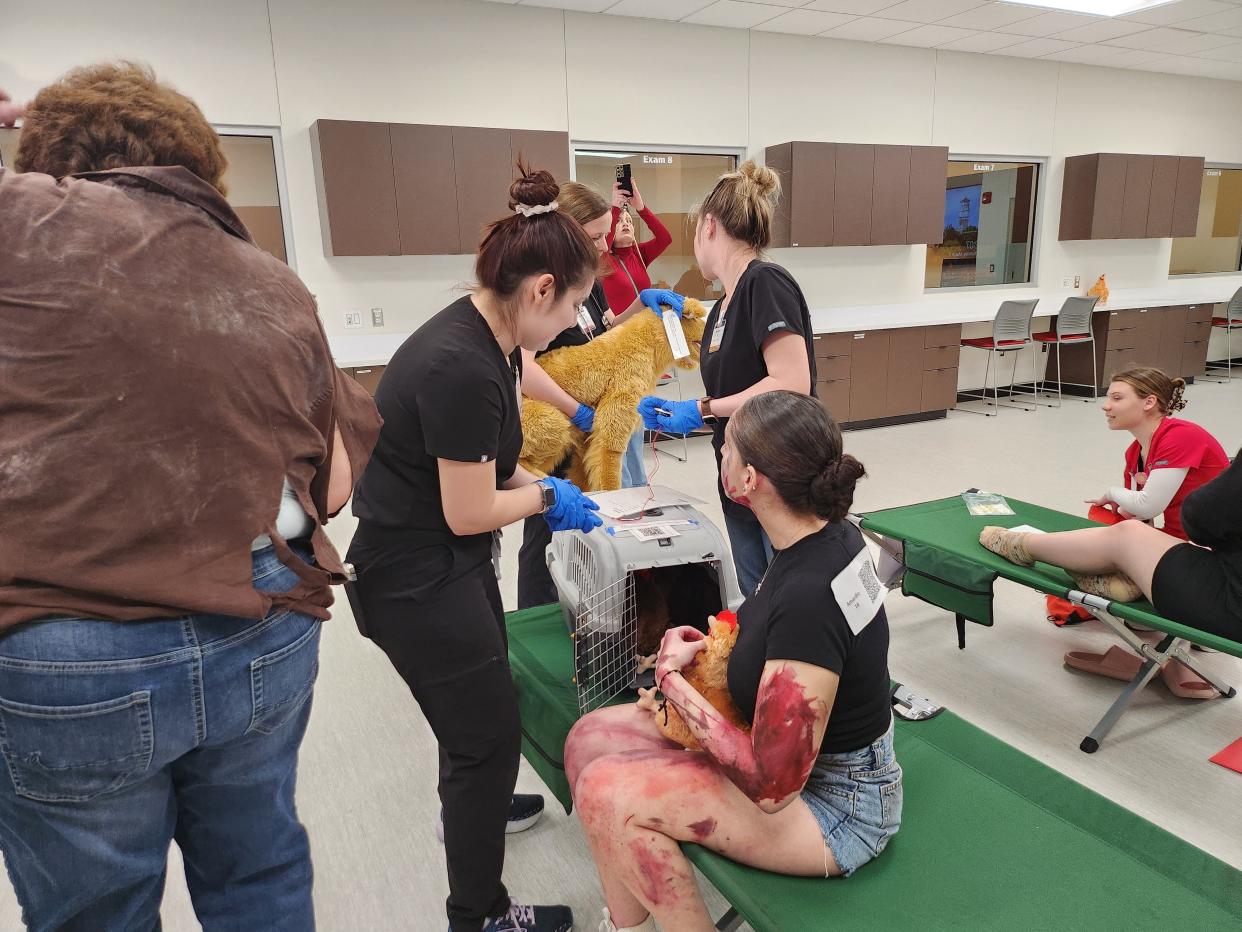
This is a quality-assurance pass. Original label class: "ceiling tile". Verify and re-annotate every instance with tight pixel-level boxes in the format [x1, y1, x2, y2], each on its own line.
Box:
[999, 10, 1103, 36]
[1099, 48, 1178, 65]
[1145, 53, 1242, 76]
[1106, 25, 1238, 52]
[521, 0, 612, 8]
[820, 15, 921, 38]
[937, 1, 1044, 29]
[602, 0, 712, 19]
[875, 0, 989, 23]
[1190, 38, 1242, 58]
[1040, 43, 1133, 62]
[1124, 0, 1234, 25]
[1050, 19, 1152, 42]
[936, 29, 1028, 49]
[1169, 4, 1242, 29]
[806, 0, 906, 12]
[995, 36, 1080, 55]
[681, 1, 791, 27]
[879, 22, 977, 44]
[753, 8, 859, 32]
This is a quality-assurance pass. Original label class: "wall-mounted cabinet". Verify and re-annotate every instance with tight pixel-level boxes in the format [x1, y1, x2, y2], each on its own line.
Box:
[766, 142, 948, 248]
[1058, 153, 1204, 241]
[311, 119, 570, 257]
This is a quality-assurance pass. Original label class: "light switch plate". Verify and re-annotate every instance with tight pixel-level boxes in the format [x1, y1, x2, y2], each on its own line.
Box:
[344, 311, 363, 329]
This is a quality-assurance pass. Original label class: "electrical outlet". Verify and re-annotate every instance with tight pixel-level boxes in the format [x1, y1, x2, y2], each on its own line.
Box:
[1074, 275, 1081, 289]
[371, 307, 384, 327]
[344, 311, 363, 329]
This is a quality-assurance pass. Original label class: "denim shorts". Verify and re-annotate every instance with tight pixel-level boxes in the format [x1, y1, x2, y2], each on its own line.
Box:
[800, 719, 902, 877]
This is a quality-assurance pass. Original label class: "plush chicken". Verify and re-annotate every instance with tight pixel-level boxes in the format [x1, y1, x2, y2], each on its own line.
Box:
[519, 299, 707, 492]
[1087, 274, 1109, 306]
[647, 610, 750, 751]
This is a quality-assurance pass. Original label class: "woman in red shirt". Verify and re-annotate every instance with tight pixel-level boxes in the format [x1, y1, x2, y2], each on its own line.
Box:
[600, 180, 673, 314]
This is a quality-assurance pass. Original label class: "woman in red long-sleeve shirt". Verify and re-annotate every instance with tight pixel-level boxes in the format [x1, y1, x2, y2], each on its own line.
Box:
[601, 180, 673, 314]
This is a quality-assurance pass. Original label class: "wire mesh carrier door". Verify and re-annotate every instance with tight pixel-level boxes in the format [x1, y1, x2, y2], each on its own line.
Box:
[546, 503, 743, 715]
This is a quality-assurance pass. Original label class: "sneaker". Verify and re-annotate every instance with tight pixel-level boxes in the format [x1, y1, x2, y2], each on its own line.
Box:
[436, 793, 546, 842]
[482, 898, 573, 932]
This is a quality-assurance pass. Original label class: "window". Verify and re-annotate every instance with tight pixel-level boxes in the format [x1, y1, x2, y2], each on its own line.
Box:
[1169, 167, 1242, 275]
[573, 147, 738, 301]
[0, 128, 291, 265]
[925, 160, 1039, 289]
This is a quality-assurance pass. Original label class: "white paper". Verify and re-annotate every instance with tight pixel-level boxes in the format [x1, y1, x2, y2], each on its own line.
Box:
[663, 310, 690, 360]
[1009, 525, 1046, 534]
[591, 485, 703, 520]
[831, 547, 889, 636]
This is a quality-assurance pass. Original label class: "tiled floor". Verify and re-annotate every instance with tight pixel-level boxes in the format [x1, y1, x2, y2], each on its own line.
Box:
[2, 376, 1239, 931]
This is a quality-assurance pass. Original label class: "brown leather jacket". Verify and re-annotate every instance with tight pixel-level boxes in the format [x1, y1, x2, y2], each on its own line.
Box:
[0, 165, 381, 629]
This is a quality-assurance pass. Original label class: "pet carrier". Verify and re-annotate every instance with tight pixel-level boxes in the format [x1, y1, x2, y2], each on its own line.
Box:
[547, 502, 743, 714]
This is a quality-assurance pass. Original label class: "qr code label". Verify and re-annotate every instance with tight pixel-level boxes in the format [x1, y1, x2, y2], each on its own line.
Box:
[630, 524, 680, 542]
[858, 559, 882, 602]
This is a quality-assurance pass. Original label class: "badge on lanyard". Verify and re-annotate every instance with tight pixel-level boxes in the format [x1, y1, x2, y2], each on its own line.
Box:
[709, 315, 726, 353]
[576, 305, 596, 338]
[831, 547, 888, 635]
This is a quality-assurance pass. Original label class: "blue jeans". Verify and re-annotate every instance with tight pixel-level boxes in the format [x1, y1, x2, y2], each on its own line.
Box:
[620, 429, 648, 489]
[724, 512, 774, 598]
[0, 546, 320, 932]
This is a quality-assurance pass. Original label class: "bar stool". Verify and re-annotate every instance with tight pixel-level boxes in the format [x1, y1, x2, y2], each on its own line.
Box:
[1206, 286, 1241, 380]
[957, 299, 1039, 416]
[1033, 295, 1099, 406]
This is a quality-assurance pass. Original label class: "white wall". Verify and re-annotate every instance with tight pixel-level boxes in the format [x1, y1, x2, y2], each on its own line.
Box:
[8, 0, 1242, 341]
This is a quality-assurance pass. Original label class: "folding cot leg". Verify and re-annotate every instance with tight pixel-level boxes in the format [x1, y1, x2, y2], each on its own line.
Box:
[1079, 650, 1164, 754]
[1165, 641, 1237, 699]
[955, 614, 967, 650]
[715, 908, 744, 931]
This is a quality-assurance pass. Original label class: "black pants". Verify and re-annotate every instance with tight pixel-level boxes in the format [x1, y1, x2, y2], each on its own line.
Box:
[517, 515, 557, 610]
[347, 531, 519, 931]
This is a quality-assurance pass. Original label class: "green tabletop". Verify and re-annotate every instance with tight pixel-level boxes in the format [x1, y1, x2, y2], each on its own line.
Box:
[861, 495, 1242, 658]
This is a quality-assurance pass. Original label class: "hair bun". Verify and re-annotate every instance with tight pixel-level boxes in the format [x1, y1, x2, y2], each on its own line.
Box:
[509, 161, 560, 212]
[740, 159, 780, 201]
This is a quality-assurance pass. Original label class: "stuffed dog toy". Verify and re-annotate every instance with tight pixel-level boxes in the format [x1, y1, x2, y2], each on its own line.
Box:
[520, 298, 707, 491]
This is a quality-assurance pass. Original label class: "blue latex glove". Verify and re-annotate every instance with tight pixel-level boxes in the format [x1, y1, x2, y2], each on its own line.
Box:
[637, 396, 704, 435]
[570, 403, 595, 433]
[541, 477, 603, 534]
[638, 288, 685, 318]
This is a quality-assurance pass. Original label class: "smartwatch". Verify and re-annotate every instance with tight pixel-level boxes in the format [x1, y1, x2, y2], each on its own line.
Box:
[698, 396, 717, 423]
[536, 479, 558, 514]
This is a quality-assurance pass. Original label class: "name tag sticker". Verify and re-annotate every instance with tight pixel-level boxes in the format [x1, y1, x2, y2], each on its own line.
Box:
[831, 547, 888, 635]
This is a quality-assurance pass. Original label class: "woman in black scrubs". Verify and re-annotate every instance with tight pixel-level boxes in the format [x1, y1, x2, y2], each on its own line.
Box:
[639, 160, 816, 597]
[347, 168, 602, 932]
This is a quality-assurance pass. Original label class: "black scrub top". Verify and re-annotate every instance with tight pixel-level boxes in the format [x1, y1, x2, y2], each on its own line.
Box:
[351, 295, 523, 572]
[540, 281, 608, 357]
[700, 260, 816, 521]
[727, 521, 892, 755]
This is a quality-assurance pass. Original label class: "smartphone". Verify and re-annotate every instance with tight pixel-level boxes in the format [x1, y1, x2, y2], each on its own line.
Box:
[615, 163, 632, 196]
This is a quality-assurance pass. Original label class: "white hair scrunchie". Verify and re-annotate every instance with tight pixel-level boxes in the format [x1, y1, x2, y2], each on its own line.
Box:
[514, 201, 559, 217]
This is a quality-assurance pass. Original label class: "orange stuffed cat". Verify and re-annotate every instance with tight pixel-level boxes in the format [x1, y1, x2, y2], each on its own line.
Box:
[1087, 274, 1109, 306]
[641, 610, 750, 751]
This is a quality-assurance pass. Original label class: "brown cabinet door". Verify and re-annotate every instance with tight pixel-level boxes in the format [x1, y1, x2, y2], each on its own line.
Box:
[1129, 308, 1161, 367]
[833, 144, 875, 246]
[923, 344, 958, 369]
[1106, 308, 1141, 333]
[791, 142, 835, 247]
[1184, 319, 1212, 342]
[1181, 340, 1208, 379]
[921, 367, 958, 412]
[1157, 305, 1188, 374]
[766, 143, 793, 248]
[1185, 302, 1212, 324]
[885, 327, 924, 416]
[453, 126, 514, 254]
[924, 323, 962, 348]
[846, 330, 890, 421]
[812, 331, 854, 358]
[815, 379, 851, 423]
[1059, 154, 1097, 241]
[1172, 157, 1206, 237]
[870, 146, 911, 246]
[908, 146, 949, 245]
[344, 365, 387, 395]
[1120, 155, 1154, 239]
[510, 129, 570, 183]
[391, 123, 461, 256]
[311, 120, 400, 257]
[1091, 154, 1127, 240]
[1146, 155, 1179, 238]
[817, 354, 851, 380]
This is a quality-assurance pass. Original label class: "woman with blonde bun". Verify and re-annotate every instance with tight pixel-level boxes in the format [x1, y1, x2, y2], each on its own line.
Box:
[639, 160, 817, 596]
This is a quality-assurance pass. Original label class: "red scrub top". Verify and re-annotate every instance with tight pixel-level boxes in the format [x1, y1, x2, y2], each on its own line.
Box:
[1123, 417, 1229, 540]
